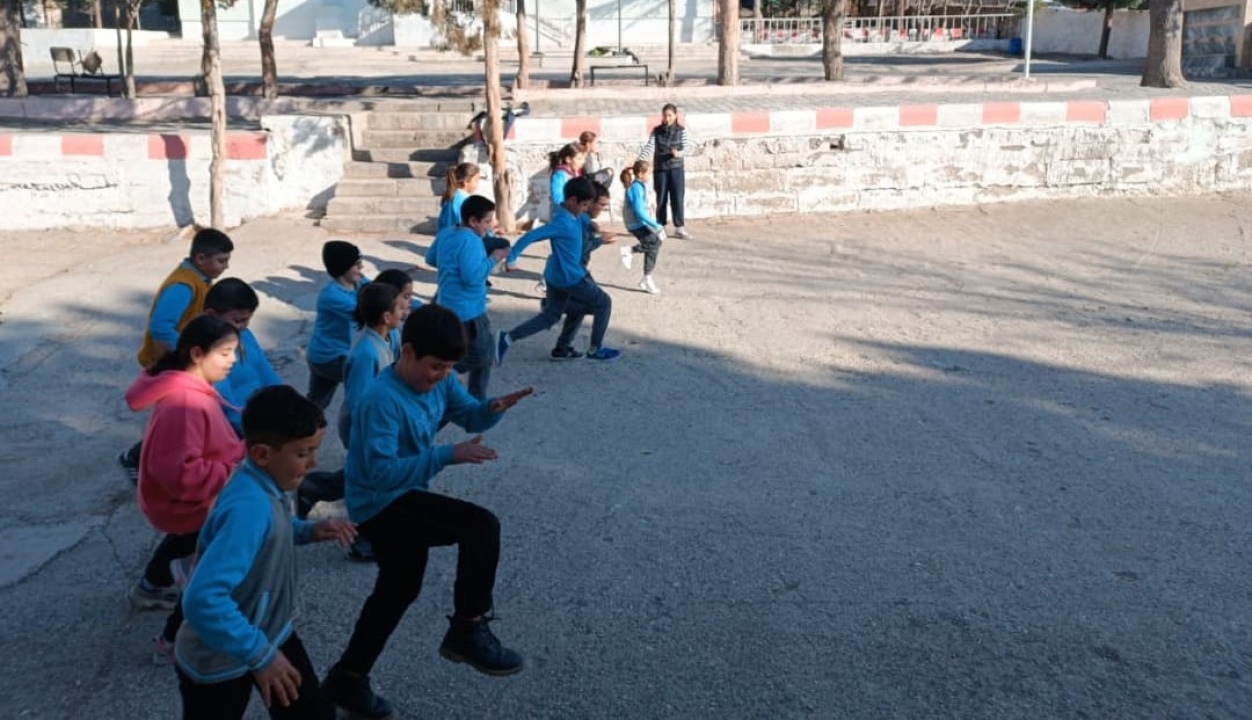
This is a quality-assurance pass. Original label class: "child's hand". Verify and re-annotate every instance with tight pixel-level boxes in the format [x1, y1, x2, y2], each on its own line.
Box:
[312, 518, 357, 546]
[453, 435, 498, 464]
[490, 386, 534, 413]
[253, 650, 302, 707]
[490, 248, 510, 263]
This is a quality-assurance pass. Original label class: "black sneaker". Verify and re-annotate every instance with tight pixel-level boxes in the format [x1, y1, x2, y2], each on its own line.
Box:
[345, 537, 377, 563]
[438, 615, 524, 676]
[549, 346, 581, 361]
[323, 663, 393, 720]
[117, 450, 140, 485]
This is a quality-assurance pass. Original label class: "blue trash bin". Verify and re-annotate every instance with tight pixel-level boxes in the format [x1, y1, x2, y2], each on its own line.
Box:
[1008, 37, 1023, 56]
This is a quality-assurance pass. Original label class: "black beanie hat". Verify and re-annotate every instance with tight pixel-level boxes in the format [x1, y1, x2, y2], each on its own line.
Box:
[323, 240, 361, 279]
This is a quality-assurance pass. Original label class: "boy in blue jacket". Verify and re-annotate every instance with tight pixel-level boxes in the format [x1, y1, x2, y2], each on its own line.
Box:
[175, 385, 356, 719]
[306, 241, 367, 410]
[204, 278, 283, 436]
[322, 305, 533, 720]
[436, 195, 511, 399]
[496, 176, 621, 364]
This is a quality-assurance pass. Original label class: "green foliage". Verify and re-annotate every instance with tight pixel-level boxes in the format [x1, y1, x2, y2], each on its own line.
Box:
[368, 0, 427, 14]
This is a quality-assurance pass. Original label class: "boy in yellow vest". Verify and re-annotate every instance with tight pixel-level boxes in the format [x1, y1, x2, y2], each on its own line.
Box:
[118, 228, 234, 486]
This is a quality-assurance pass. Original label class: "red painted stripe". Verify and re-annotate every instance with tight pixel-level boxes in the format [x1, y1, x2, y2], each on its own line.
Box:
[816, 107, 854, 129]
[1150, 96, 1189, 121]
[561, 116, 601, 142]
[0, 134, 11, 156]
[731, 111, 770, 134]
[226, 133, 267, 160]
[899, 104, 938, 127]
[149, 134, 189, 160]
[61, 134, 105, 156]
[982, 102, 1022, 124]
[1066, 101, 1106, 124]
[1231, 94, 1252, 118]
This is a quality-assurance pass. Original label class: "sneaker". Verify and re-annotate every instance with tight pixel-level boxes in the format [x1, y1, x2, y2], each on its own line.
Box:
[152, 634, 175, 666]
[169, 556, 196, 591]
[639, 276, 660, 295]
[619, 246, 633, 270]
[129, 581, 179, 612]
[550, 346, 581, 361]
[117, 450, 139, 485]
[534, 279, 547, 294]
[585, 347, 622, 362]
[438, 615, 524, 676]
[346, 537, 376, 563]
[323, 663, 394, 720]
[674, 227, 692, 239]
[494, 330, 512, 367]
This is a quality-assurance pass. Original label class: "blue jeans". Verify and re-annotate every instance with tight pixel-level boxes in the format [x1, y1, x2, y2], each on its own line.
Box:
[510, 276, 612, 351]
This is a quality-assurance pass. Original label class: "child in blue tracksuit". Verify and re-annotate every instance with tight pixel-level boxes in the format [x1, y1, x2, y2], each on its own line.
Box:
[373, 268, 422, 357]
[204, 279, 283, 435]
[428, 163, 482, 267]
[175, 385, 355, 720]
[618, 160, 666, 295]
[497, 176, 621, 363]
[321, 305, 534, 719]
[306, 241, 367, 410]
[339, 283, 406, 448]
[436, 195, 511, 399]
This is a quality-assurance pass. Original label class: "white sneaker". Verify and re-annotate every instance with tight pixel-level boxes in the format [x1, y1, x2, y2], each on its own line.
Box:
[535, 279, 547, 294]
[674, 227, 692, 240]
[619, 246, 633, 270]
[639, 276, 660, 294]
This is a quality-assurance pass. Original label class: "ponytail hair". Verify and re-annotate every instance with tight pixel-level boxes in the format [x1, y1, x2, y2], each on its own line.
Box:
[548, 143, 580, 173]
[354, 282, 401, 330]
[620, 159, 649, 188]
[148, 314, 239, 376]
[442, 163, 480, 203]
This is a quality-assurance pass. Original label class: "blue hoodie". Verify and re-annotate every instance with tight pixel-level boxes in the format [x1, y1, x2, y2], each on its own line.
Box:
[506, 206, 586, 289]
[624, 179, 662, 233]
[436, 227, 498, 321]
[306, 277, 368, 364]
[175, 459, 315, 682]
[437, 189, 469, 235]
[215, 328, 282, 435]
[345, 366, 502, 524]
[549, 168, 576, 217]
[339, 328, 394, 446]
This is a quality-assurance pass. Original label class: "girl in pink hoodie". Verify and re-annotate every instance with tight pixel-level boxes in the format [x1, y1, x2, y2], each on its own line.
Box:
[125, 314, 246, 663]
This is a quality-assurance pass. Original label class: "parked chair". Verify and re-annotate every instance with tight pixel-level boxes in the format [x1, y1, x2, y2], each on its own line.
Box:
[50, 47, 120, 96]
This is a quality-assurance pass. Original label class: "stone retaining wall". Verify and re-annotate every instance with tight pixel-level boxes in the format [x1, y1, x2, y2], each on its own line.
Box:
[0, 115, 347, 230]
[482, 95, 1252, 223]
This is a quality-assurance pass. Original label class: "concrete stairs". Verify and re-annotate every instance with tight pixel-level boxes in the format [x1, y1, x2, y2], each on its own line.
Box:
[321, 103, 478, 235]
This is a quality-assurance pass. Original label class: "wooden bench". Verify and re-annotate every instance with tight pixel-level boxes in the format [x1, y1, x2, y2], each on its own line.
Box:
[51, 47, 121, 96]
[589, 63, 650, 87]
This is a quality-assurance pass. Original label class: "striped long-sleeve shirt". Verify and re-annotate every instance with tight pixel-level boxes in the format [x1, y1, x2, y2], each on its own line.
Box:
[638, 123, 689, 171]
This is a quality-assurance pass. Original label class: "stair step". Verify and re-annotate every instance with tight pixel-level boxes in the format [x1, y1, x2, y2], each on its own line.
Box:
[343, 160, 455, 179]
[360, 129, 471, 149]
[334, 177, 446, 197]
[354, 147, 463, 164]
[327, 196, 443, 215]
[320, 215, 437, 235]
[367, 112, 475, 131]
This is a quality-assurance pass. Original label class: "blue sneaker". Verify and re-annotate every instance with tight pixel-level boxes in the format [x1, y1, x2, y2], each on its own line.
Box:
[585, 347, 621, 361]
[494, 330, 512, 367]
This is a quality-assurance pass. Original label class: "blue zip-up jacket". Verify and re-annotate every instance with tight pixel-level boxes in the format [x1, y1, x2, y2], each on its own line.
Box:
[345, 366, 503, 524]
[150, 260, 211, 348]
[506, 206, 586, 289]
[339, 328, 394, 446]
[175, 459, 315, 683]
[214, 328, 282, 435]
[306, 277, 368, 364]
[436, 227, 497, 321]
[549, 168, 575, 217]
[623, 180, 661, 232]
[437, 189, 469, 235]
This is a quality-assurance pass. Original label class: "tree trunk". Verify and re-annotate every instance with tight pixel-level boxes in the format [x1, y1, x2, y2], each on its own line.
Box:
[515, 0, 530, 89]
[1141, 0, 1185, 87]
[717, 0, 739, 85]
[1099, 0, 1113, 59]
[484, 0, 515, 232]
[124, 3, 138, 98]
[259, 0, 279, 99]
[94, 0, 102, 28]
[821, 0, 844, 80]
[202, 0, 227, 228]
[666, 0, 676, 83]
[0, 0, 26, 97]
[114, 4, 126, 89]
[569, 0, 587, 87]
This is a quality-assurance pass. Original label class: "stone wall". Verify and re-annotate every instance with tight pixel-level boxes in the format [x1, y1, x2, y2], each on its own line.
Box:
[0, 115, 347, 231]
[474, 96, 1252, 224]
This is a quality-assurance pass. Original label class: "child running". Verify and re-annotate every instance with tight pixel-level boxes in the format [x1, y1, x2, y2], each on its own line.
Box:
[306, 241, 366, 410]
[427, 163, 483, 267]
[175, 385, 356, 720]
[497, 177, 621, 363]
[619, 161, 666, 295]
[436, 195, 511, 399]
[550, 182, 616, 359]
[119, 228, 234, 482]
[204, 278, 283, 435]
[372, 268, 421, 357]
[321, 305, 534, 719]
[125, 315, 246, 665]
